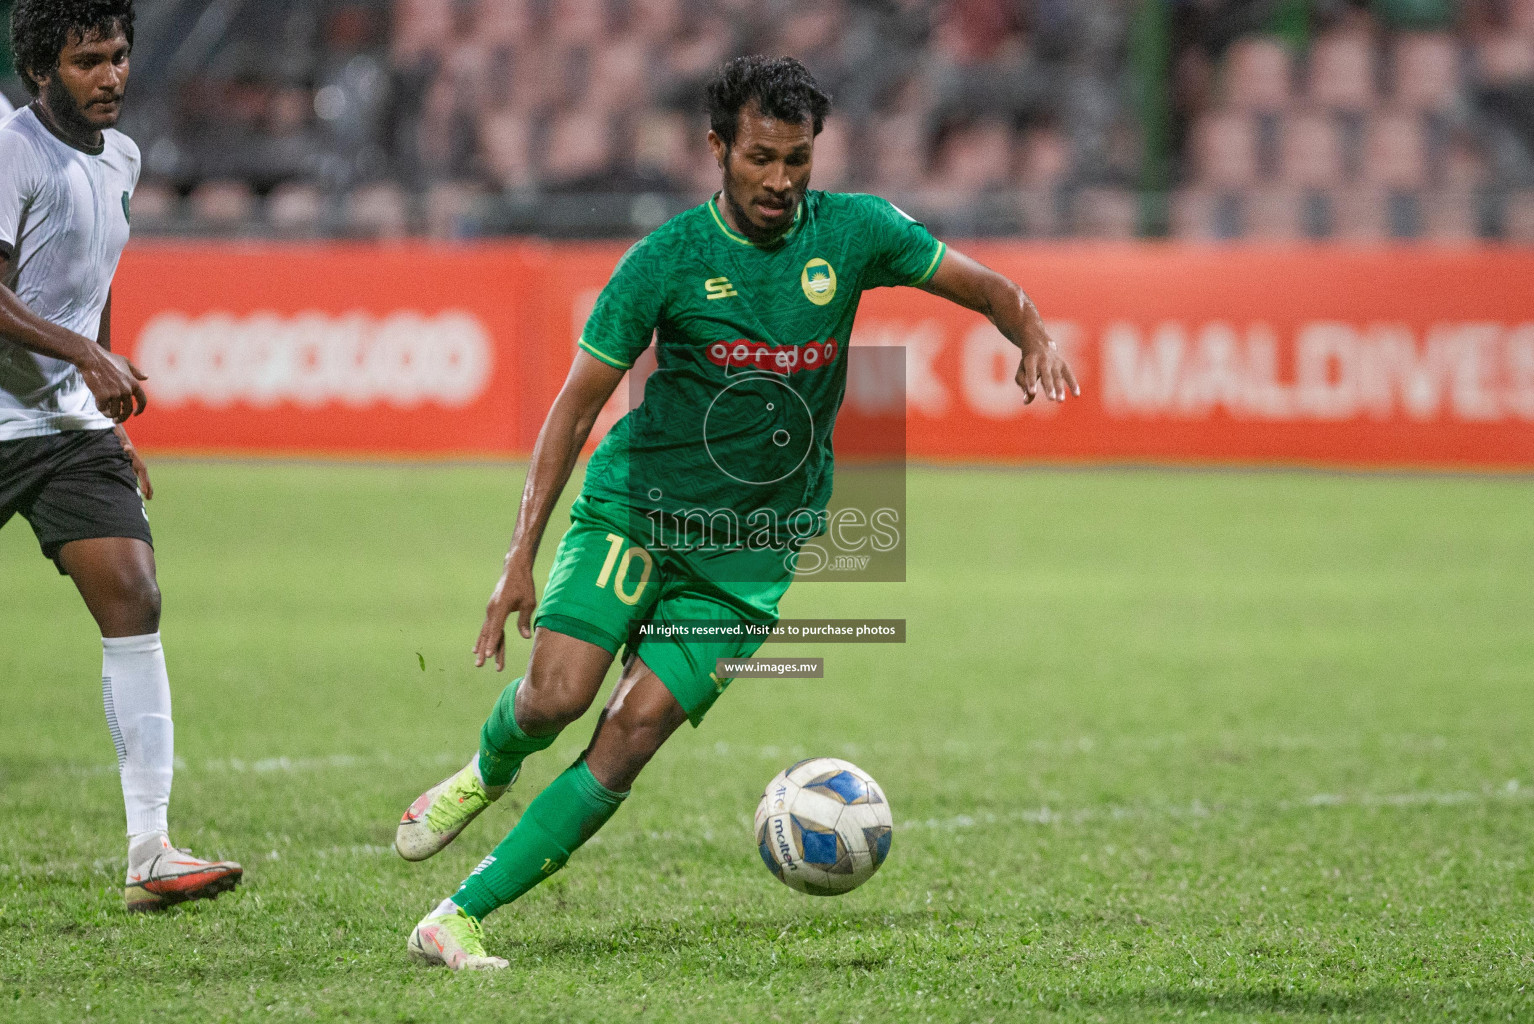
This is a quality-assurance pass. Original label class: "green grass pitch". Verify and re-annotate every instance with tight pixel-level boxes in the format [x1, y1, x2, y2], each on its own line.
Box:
[2, 462, 1532, 1022]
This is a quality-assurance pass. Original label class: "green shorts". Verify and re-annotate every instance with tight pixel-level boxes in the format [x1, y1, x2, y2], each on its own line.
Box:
[535, 496, 795, 726]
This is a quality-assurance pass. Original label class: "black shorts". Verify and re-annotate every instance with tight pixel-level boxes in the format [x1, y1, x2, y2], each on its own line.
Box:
[0, 428, 153, 574]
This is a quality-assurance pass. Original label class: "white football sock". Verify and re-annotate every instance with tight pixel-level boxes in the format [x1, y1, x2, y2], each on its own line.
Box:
[102, 632, 174, 839]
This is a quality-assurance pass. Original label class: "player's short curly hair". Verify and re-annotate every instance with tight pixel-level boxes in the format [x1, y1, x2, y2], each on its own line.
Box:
[11, 0, 134, 97]
[706, 55, 831, 148]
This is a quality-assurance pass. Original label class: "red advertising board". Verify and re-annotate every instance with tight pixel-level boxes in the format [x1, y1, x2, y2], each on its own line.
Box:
[113, 242, 1534, 470]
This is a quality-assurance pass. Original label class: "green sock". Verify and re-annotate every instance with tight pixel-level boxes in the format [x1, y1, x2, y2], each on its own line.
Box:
[452, 759, 628, 920]
[477, 677, 557, 788]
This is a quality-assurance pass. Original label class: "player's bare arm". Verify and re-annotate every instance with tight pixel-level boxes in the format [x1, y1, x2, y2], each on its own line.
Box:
[474, 351, 627, 669]
[922, 249, 1079, 404]
[0, 252, 146, 422]
[96, 289, 152, 498]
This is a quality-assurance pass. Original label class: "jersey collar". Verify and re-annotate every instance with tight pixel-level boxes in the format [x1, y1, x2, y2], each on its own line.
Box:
[709, 193, 804, 248]
[28, 103, 106, 156]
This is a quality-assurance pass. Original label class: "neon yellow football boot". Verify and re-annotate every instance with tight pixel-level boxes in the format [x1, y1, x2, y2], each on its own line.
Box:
[395, 757, 509, 862]
[407, 905, 509, 970]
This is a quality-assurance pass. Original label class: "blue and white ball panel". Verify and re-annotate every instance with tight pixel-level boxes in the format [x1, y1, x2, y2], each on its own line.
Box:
[804, 769, 877, 805]
[865, 825, 893, 866]
[789, 814, 847, 868]
[756, 757, 893, 895]
[780, 787, 846, 832]
[783, 757, 861, 787]
[756, 820, 784, 880]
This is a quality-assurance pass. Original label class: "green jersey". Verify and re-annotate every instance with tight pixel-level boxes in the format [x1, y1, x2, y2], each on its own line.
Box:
[577, 190, 945, 541]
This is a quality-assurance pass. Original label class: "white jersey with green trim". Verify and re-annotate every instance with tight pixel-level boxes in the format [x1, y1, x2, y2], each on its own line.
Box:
[0, 106, 139, 439]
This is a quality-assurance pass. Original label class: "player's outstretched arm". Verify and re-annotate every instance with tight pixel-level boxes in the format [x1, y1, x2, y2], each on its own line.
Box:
[474, 351, 627, 670]
[0, 254, 147, 422]
[920, 247, 1078, 404]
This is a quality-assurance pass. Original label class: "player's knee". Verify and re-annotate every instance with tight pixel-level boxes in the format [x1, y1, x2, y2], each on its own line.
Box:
[603, 701, 673, 762]
[119, 572, 162, 634]
[518, 664, 597, 735]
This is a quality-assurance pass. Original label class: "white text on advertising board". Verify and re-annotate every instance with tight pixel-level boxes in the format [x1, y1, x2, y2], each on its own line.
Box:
[132, 310, 493, 409]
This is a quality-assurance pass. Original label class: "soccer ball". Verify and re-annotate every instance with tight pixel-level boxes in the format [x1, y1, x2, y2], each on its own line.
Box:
[754, 757, 893, 895]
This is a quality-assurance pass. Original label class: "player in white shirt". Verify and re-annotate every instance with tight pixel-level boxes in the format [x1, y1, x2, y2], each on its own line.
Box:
[1, 0, 241, 911]
[0, 91, 13, 118]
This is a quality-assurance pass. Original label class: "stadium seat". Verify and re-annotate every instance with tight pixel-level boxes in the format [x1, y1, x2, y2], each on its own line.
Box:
[1361, 111, 1429, 189]
[1017, 126, 1071, 188]
[1017, 187, 1063, 237]
[1278, 110, 1345, 187]
[777, 6, 841, 62]
[502, 41, 566, 114]
[1071, 187, 1139, 239]
[1169, 187, 1240, 240]
[1390, 32, 1462, 111]
[392, 0, 454, 64]
[1500, 190, 1534, 242]
[1329, 186, 1391, 240]
[930, 119, 1015, 194]
[1191, 112, 1260, 187]
[425, 182, 486, 238]
[481, 108, 536, 190]
[1243, 186, 1305, 240]
[1442, 135, 1490, 188]
[550, 0, 608, 46]
[810, 120, 851, 192]
[629, 0, 683, 44]
[871, 114, 930, 192]
[189, 181, 256, 230]
[631, 110, 696, 189]
[348, 183, 412, 239]
[474, 0, 533, 48]
[267, 182, 326, 237]
[127, 182, 178, 231]
[688, 144, 722, 195]
[1224, 36, 1294, 111]
[1514, 0, 1534, 35]
[1420, 188, 1481, 241]
[1308, 30, 1379, 111]
[586, 33, 654, 113]
[542, 107, 616, 184]
[1473, 34, 1534, 87]
[662, 16, 734, 82]
[441, 37, 493, 111]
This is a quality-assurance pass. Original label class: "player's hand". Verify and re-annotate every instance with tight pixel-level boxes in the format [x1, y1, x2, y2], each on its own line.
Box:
[473, 556, 537, 671]
[80, 348, 148, 423]
[1017, 333, 1079, 405]
[113, 425, 153, 500]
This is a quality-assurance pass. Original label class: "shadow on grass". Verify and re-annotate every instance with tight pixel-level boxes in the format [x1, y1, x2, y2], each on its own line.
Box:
[496, 905, 935, 969]
[1080, 985, 1530, 1018]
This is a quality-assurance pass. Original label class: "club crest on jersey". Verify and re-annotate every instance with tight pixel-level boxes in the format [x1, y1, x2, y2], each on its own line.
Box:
[800, 258, 836, 305]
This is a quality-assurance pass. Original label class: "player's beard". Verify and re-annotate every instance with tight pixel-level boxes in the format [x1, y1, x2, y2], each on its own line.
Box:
[41, 74, 121, 141]
[722, 174, 802, 243]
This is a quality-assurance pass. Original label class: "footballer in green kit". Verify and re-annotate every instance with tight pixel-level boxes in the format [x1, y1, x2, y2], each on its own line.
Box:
[396, 55, 1079, 969]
